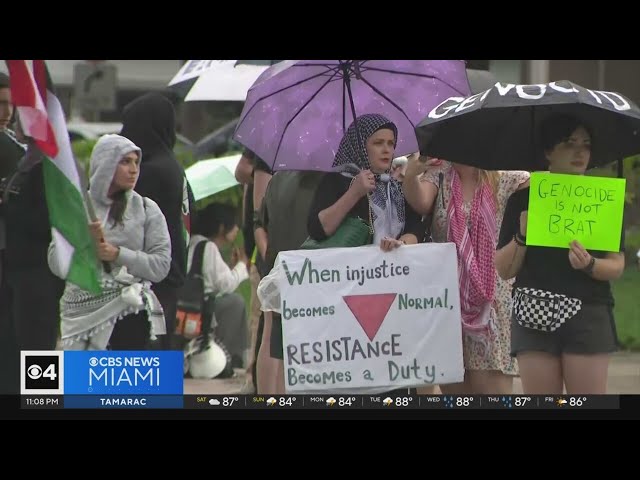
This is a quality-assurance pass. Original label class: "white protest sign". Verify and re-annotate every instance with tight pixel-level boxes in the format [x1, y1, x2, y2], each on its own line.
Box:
[277, 243, 464, 394]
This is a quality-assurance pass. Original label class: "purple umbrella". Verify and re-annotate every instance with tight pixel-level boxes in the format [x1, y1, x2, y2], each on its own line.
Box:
[233, 60, 471, 172]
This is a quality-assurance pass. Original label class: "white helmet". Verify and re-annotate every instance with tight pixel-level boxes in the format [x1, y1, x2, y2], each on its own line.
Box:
[185, 337, 228, 379]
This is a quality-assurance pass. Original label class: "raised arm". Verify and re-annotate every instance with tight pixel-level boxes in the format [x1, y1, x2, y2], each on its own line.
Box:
[402, 154, 440, 216]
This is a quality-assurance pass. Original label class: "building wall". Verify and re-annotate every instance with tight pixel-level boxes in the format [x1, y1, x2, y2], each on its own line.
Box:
[490, 60, 524, 84]
[549, 60, 640, 104]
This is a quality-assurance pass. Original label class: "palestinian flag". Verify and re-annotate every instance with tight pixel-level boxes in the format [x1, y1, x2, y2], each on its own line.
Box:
[6, 60, 101, 294]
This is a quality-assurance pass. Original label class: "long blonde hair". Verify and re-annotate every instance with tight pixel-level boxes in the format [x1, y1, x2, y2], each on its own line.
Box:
[478, 169, 500, 208]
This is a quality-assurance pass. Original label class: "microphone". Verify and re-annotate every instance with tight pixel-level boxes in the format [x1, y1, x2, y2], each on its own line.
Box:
[379, 173, 390, 183]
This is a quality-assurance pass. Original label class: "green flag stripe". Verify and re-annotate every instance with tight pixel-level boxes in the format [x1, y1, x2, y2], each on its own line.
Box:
[43, 157, 101, 294]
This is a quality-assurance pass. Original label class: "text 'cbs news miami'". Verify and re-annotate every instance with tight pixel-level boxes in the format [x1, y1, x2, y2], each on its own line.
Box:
[20, 350, 184, 409]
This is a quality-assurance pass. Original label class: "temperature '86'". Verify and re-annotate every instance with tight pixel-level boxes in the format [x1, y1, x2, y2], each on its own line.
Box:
[569, 397, 587, 407]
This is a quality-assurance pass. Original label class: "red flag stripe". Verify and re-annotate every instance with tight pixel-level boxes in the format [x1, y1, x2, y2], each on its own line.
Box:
[5, 60, 58, 158]
[33, 59, 49, 103]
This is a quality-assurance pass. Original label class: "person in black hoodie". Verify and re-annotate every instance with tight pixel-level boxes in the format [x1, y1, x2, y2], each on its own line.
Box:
[0, 124, 65, 394]
[0, 72, 24, 181]
[120, 93, 192, 350]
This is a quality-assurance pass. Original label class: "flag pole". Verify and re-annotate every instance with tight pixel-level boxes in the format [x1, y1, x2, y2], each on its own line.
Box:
[72, 160, 112, 274]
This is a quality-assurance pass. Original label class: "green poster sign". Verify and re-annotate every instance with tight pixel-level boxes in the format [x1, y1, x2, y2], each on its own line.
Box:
[527, 172, 625, 252]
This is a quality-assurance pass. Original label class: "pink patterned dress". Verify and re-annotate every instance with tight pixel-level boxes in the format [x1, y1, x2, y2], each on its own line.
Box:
[421, 164, 529, 375]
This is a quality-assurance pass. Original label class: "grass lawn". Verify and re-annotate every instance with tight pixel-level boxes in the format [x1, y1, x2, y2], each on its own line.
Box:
[613, 267, 640, 350]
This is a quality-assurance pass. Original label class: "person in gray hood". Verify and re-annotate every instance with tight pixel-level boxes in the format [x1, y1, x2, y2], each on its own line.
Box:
[48, 134, 171, 350]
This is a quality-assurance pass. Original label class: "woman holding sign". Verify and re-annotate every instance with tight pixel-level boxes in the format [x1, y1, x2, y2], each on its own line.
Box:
[403, 154, 529, 395]
[307, 113, 424, 251]
[495, 114, 625, 395]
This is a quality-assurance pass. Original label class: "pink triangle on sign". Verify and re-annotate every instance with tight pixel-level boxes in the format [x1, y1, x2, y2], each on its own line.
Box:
[343, 294, 397, 341]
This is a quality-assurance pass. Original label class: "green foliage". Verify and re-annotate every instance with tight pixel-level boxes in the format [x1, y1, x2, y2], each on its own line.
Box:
[589, 155, 640, 205]
[71, 138, 97, 177]
[72, 138, 199, 172]
[174, 147, 196, 169]
[625, 227, 640, 265]
[613, 268, 640, 350]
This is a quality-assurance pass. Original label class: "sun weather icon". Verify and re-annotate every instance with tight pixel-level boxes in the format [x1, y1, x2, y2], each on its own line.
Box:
[443, 396, 454, 408]
[501, 396, 513, 408]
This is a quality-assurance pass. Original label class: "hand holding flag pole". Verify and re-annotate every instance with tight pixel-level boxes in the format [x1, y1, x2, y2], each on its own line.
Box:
[81, 188, 112, 274]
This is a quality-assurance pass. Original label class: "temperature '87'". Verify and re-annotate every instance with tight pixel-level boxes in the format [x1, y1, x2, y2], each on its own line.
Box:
[223, 397, 240, 407]
[515, 397, 531, 407]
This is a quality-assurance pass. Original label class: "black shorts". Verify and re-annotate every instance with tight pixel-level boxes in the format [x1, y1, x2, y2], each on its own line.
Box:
[269, 312, 284, 360]
[511, 303, 619, 357]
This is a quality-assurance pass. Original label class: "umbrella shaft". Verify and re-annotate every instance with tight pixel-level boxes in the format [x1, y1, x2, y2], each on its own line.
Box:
[343, 70, 366, 159]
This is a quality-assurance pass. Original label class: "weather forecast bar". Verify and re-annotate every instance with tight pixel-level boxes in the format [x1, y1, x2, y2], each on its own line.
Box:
[180, 395, 621, 410]
[20, 394, 621, 409]
[19, 394, 621, 410]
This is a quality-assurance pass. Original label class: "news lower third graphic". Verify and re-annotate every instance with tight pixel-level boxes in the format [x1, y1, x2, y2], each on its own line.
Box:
[21, 351, 184, 409]
[20, 352, 624, 411]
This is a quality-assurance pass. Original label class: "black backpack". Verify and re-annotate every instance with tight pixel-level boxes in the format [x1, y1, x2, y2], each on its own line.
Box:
[175, 240, 215, 339]
[177, 240, 235, 379]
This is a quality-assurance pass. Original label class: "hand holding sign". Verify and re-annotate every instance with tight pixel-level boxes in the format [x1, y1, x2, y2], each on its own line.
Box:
[568, 240, 593, 270]
[380, 237, 404, 252]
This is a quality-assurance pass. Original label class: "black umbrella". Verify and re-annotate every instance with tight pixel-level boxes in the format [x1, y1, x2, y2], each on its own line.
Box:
[415, 80, 640, 171]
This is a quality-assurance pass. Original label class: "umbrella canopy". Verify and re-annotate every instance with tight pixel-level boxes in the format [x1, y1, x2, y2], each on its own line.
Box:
[168, 60, 279, 101]
[415, 80, 640, 171]
[185, 154, 241, 201]
[233, 60, 470, 172]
